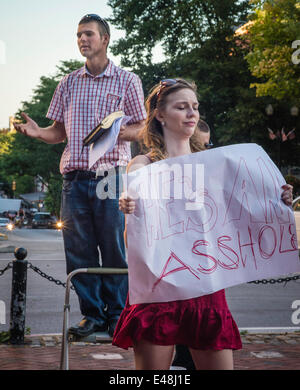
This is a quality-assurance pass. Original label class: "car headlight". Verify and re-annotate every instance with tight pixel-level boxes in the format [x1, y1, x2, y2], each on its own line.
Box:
[7, 223, 14, 231]
[56, 221, 63, 229]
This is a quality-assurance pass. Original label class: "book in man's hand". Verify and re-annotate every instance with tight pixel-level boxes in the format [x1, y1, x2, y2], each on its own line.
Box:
[82, 110, 125, 148]
[84, 111, 132, 169]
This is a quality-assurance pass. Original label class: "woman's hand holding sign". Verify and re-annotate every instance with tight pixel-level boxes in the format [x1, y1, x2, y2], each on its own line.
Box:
[119, 154, 151, 215]
[281, 184, 293, 206]
[119, 192, 136, 214]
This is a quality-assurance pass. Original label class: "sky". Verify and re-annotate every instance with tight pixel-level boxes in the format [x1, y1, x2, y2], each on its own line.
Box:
[0, 0, 156, 129]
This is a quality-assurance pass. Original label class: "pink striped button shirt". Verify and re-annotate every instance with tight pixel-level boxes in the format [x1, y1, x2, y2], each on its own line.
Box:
[46, 60, 146, 174]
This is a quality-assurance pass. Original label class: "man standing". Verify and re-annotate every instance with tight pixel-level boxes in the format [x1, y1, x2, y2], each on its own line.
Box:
[14, 14, 146, 337]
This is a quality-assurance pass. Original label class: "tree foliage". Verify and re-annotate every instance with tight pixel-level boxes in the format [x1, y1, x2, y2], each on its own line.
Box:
[246, 0, 300, 102]
[0, 60, 83, 215]
[108, 0, 263, 145]
[108, 0, 251, 68]
[107, 0, 300, 169]
[108, 0, 299, 171]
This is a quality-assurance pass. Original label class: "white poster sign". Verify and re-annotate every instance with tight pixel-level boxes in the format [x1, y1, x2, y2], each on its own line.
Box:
[125, 144, 300, 304]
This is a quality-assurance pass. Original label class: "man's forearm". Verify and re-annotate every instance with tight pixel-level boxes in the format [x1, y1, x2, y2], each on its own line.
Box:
[38, 121, 66, 144]
[120, 120, 145, 142]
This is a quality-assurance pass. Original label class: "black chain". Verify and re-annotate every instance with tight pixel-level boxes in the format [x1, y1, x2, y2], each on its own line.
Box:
[27, 264, 299, 289]
[0, 262, 12, 276]
[248, 274, 300, 285]
[1, 260, 299, 289]
[27, 262, 75, 290]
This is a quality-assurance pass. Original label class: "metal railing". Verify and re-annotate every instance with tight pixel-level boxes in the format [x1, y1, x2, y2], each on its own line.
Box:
[60, 267, 128, 370]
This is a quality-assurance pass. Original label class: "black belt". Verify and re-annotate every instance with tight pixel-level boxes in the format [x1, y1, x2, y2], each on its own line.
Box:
[63, 167, 123, 181]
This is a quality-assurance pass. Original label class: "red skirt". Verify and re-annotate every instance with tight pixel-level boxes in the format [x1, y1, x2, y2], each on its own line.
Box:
[112, 289, 242, 351]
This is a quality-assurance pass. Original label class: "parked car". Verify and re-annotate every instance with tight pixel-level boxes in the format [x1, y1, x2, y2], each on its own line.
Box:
[31, 212, 61, 229]
[0, 217, 14, 231]
[32, 212, 54, 229]
[49, 215, 60, 229]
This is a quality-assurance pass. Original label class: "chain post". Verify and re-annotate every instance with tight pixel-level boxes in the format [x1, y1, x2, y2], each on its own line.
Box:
[9, 248, 28, 345]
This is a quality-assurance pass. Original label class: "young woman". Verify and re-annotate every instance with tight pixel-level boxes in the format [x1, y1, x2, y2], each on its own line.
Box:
[112, 78, 293, 370]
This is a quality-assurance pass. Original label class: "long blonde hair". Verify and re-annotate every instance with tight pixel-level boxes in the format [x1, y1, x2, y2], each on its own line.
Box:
[141, 78, 205, 162]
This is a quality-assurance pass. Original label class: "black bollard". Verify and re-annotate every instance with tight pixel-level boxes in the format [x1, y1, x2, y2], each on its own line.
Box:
[9, 247, 28, 344]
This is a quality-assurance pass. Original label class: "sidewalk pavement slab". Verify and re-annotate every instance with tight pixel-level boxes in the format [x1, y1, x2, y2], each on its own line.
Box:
[0, 332, 299, 371]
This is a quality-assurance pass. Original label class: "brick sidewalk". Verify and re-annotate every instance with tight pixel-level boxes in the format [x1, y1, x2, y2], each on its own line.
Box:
[0, 332, 299, 370]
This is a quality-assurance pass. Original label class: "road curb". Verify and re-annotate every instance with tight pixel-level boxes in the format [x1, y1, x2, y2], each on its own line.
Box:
[239, 327, 300, 334]
[0, 245, 15, 253]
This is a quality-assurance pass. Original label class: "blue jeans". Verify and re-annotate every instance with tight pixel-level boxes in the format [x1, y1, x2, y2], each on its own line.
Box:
[61, 169, 128, 325]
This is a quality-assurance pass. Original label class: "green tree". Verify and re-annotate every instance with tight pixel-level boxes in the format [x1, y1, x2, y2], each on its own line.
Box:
[246, 0, 300, 102]
[108, 0, 300, 170]
[44, 175, 63, 217]
[107, 0, 264, 146]
[0, 132, 33, 198]
[244, 0, 300, 169]
[0, 59, 83, 215]
[13, 60, 84, 182]
[108, 0, 251, 68]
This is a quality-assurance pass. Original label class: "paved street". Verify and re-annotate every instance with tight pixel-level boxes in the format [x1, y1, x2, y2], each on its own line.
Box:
[0, 228, 81, 334]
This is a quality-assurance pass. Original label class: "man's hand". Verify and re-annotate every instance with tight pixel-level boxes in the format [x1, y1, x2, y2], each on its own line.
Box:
[14, 113, 66, 144]
[14, 112, 41, 139]
[118, 120, 145, 142]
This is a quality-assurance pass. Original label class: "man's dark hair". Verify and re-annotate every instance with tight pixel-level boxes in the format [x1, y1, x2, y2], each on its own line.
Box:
[79, 14, 110, 39]
[198, 119, 210, 133]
